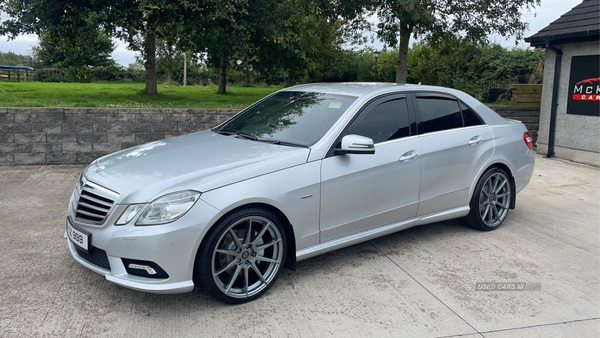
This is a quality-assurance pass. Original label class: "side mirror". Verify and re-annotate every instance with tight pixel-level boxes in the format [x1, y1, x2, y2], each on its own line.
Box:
[335, 134, 375, 155]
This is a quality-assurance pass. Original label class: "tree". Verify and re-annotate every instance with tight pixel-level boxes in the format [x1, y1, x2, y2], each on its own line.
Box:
[200, 0, 251, 94]
[155, 38, 179, 85]
[261, 0, 346, 85]
[402, 37, 544, 97]
[339, 0, 540, 83]
[199, 0, 345, 93]
[0, 0, 206, 94]
[97, 1, 210, 94]
[34, 27, 115, 81]
[0, 51, 34, 67]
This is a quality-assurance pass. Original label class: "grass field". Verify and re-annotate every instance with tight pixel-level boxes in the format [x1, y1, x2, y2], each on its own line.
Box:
[0, 82, 284, 108]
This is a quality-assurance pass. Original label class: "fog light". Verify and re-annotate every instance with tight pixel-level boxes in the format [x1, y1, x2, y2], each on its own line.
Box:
[122, 258, 169, 279]
[128, 264, 157, 275]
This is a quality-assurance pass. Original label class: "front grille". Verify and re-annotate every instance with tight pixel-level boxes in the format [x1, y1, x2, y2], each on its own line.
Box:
[73, 177, 118, 225]
[76, 246, 111, 271]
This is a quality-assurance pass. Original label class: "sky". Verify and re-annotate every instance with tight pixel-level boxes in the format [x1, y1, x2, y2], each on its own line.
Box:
[0, 0, 584, 66]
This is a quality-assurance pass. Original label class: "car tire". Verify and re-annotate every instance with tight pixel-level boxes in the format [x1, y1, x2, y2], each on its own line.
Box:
[464, 168, 512, 231]
[488, 88, 509, 95]
[486, 93, 500, 102]
[195, 207, 287, 304]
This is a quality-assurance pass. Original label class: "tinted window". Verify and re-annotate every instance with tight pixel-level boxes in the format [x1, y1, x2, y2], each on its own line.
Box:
[460, 102, 484, 126]
[348, 98, 410, 144]
[416, 98, 463, 133]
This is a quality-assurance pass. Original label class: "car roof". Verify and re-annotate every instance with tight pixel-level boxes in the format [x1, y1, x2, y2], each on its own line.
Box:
[281, 82, 506, 126]
[282, 82, 412, 97]
[282, 82, 474, 99]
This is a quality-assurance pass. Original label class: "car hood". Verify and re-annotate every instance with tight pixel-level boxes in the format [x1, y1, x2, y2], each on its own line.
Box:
[83, 131, 310, 204]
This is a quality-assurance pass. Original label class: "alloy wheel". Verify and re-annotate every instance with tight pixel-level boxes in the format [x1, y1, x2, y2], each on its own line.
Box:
[211, 216, 284, 299]
[478, 172, 511, 227]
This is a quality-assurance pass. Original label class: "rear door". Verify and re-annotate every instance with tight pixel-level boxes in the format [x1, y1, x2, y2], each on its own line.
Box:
[412, 93, 494, 216]
[319, 94, 421, 242]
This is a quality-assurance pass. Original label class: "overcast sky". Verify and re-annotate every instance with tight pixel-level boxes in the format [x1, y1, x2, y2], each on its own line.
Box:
[0, 0, 583, 66]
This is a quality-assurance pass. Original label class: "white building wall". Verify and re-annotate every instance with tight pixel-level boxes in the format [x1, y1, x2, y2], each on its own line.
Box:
[538, 40, 600, 166]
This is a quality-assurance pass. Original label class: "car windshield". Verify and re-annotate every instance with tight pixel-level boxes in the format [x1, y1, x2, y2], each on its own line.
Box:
[217, 91, 357, 147]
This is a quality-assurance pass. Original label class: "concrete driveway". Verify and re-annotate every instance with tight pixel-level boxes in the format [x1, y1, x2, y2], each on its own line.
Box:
[0, 155, 598, 338]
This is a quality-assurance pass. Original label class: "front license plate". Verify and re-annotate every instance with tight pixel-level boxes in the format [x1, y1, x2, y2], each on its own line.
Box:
[67, 219, 91, 253]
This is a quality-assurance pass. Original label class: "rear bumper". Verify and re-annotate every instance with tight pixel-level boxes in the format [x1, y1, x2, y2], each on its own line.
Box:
[514, 150, 535, 194]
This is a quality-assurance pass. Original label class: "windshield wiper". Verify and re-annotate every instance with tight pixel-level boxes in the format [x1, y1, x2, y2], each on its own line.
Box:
[216, 130, 235, 136]
[255, 137, 308, 148]
[272, 140, 307, 148]
[217, 130, 307, 148]
[234, 132, 259, 140]
[217, 130, 258, 140]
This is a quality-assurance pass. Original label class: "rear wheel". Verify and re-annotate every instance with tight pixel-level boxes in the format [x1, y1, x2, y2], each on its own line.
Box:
[464, 168, 512, 231]
[195, 207, 286, 304]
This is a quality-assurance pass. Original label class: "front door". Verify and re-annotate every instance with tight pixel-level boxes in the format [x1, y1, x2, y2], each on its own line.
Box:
[319, 94, 422, 242]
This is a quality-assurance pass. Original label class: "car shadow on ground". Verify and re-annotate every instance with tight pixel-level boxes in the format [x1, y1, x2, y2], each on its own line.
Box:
[80, 218, 477, 310]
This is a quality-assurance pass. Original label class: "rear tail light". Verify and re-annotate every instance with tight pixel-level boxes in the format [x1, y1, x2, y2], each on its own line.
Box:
[523, 131, 533, 150]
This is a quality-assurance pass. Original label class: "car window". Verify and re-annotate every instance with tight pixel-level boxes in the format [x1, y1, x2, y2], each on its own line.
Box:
[218, 91, 356, 146]
[460, 101, 485, 126]
[347, 98, 410, 144]
[416, 98, 463, 133]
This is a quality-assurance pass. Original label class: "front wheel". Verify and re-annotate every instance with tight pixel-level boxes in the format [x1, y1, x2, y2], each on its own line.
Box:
[464, 168, 512, 231]
[195, 207, 287, 304]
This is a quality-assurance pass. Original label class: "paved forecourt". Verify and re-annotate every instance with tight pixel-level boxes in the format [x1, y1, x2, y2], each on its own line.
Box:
[0, 155, 598, 337]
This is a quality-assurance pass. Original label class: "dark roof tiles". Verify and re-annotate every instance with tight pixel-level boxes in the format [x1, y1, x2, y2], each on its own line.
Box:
[525, 0, 600, 46]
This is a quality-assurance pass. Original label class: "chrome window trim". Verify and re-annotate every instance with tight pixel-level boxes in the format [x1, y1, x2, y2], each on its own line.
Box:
[415, 124, 490, 138]
[374, 134, 419, 147]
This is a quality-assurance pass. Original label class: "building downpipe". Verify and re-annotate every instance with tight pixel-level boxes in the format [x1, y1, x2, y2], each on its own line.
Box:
[546, 42, 563, 158]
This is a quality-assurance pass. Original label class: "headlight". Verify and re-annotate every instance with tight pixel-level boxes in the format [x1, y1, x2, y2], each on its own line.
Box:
[136, 191, 201, 225]
[115, 204, 146, 225]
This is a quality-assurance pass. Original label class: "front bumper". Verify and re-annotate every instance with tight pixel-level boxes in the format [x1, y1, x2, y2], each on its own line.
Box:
[66, 193, 223, 294]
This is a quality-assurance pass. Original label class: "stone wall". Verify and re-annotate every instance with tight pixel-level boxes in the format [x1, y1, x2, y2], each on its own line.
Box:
[0, 106, 539, 165]
[0, 108, 240, 164]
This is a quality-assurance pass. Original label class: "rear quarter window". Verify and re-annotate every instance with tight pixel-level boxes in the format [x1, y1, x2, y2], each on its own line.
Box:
[460, 102, 485, 126]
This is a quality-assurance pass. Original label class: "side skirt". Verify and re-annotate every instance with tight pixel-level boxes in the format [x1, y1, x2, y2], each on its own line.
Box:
[296, 206, 470, 262]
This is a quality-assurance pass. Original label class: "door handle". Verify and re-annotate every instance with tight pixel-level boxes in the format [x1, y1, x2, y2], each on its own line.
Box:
[399, 150, 418, 162]
[468, 136, 483, 146]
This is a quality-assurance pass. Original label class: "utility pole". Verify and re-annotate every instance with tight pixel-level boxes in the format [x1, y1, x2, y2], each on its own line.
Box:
[373, 50, 380, 82]
[183, 53, 187, 87]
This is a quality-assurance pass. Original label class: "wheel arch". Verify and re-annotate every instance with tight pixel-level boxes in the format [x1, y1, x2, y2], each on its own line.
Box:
[193, 202, 297, 278]
[470, 161, 517, 209]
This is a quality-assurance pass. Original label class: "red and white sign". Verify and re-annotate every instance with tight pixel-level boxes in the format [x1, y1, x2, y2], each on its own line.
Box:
[572, 77, 600, 100]
[567, 55, 600, 116]
[572, 95, 600, 101]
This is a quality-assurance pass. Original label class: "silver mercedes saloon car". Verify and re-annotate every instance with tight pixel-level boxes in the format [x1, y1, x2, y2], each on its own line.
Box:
[66, 83, 534, 304]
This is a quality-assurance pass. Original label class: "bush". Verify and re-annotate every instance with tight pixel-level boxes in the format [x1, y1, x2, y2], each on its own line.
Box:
[32, 65, 145, 83]
[405, 38, 544, 98]
[89, 65, 145, 82]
